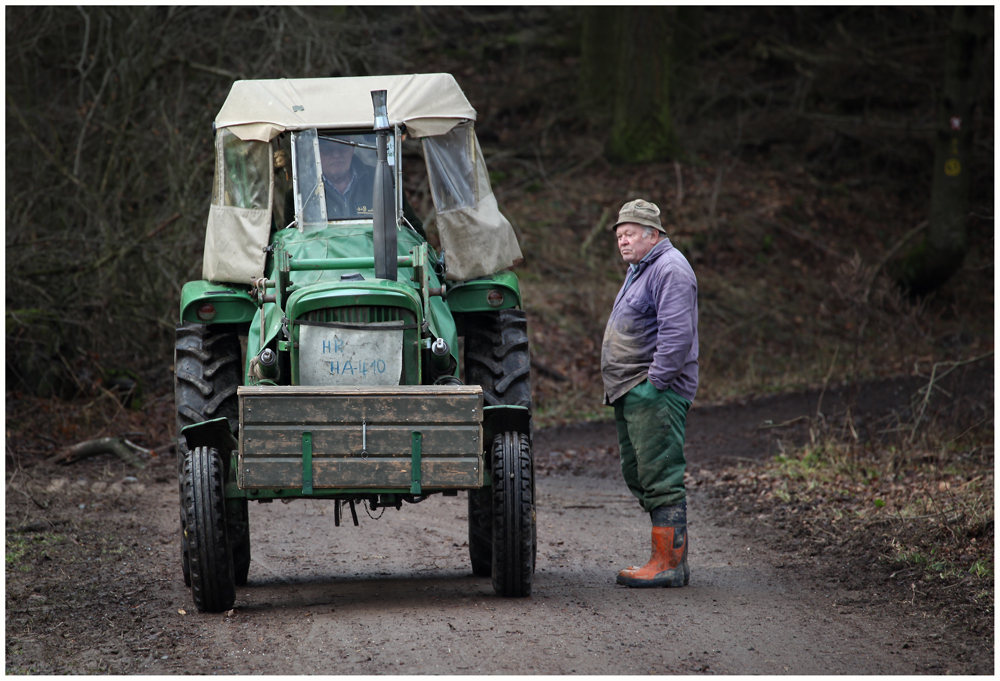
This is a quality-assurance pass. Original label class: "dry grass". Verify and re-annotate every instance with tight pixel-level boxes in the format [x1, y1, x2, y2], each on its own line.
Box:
[692, 373, 994, 638]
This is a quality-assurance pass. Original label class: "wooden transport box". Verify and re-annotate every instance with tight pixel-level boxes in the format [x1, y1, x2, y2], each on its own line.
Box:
[238, 385, 484, 490]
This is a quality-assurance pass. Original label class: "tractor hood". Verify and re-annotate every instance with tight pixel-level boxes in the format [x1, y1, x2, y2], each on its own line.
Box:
[246, 224, 459, 380]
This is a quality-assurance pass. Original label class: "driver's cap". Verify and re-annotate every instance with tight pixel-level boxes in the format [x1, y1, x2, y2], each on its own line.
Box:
[611, 199, 665, 233]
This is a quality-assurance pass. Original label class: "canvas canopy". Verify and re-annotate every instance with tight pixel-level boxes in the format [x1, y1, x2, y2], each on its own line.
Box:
[203, 74, 522, 284]
[215, 74, 477, 142]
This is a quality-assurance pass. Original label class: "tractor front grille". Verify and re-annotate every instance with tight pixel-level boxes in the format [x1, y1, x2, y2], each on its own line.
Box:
[302, 306, 416, 326]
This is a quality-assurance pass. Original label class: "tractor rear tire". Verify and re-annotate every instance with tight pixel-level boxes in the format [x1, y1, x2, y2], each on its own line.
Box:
[174, 322, 241, 451]
[468, 487, 492, 576]
[182, 446, 236, 613]
[174, 322, 241, 586]
[491, 431, 535, 598]
[463, 309, 531, 410]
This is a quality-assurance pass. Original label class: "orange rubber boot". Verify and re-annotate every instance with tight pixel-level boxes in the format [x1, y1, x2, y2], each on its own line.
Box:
[616, 526, 689, 588]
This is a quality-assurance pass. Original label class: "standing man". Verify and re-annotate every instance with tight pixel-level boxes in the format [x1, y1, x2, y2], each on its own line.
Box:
[601, 199, 699, 588]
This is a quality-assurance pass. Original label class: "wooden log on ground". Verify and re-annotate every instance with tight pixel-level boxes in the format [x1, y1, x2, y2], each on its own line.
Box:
[50, 437, 148, 469]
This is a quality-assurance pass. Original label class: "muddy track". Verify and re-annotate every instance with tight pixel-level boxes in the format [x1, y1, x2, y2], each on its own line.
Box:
[5, 374, 991, 674]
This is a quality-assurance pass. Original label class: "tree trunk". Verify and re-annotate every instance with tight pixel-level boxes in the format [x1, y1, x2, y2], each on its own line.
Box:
[897, 6, 988, 295]
[579, 7, 619, 122]
[671, 6, 703, 117]
[607, 7, 679, 162]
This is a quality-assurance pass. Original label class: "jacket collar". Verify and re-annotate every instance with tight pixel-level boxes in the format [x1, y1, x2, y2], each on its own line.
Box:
[629, 236, 673, 275]
[617, 237, 673, 304]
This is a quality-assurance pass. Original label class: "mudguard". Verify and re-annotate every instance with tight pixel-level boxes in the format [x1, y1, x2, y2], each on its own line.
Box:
[180, 417, 240, 457]
[482, 404, 531, 445]
[447, 271, 522, 313]
[180, 280, 256, 325]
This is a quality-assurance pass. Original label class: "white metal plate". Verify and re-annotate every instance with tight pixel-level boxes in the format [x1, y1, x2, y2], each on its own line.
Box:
[298, 322, 403, 386]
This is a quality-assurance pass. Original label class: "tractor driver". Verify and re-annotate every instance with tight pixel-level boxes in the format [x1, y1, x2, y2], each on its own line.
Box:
[319, 136, 375, 220]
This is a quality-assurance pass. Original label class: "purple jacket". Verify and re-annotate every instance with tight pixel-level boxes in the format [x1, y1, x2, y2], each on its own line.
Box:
[601, 237, 699, 404]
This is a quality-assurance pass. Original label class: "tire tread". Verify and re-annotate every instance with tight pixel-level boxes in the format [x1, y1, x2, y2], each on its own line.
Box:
[182, 447, 236, 612]
[491, 431, 535, 597]
[464, 310, 532, 409]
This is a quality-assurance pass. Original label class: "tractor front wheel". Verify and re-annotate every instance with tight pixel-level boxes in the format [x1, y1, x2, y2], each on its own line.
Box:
[491, 431, 535, 597]
[182, 446, 236, 613]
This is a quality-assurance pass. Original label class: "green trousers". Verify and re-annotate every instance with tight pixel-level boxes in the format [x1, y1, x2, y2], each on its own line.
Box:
[613, 379, 691, 513]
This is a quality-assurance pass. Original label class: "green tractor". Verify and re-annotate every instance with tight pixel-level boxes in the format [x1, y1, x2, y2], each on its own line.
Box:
[174, 75, 534, 612]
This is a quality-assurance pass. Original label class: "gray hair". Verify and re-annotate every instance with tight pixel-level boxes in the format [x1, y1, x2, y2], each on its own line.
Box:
[642, 226, 660, 239]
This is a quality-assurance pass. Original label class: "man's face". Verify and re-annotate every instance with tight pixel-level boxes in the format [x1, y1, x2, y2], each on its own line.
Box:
[320, 140, 354, 180]
[616, 222, 660, 264]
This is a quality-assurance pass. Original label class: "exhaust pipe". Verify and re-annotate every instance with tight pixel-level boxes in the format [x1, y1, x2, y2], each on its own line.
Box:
[371, 90, 396, 282]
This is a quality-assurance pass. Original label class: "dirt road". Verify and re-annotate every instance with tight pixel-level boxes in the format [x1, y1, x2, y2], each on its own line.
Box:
[166, 478, 965, 674]
[6, 379, 989, 674]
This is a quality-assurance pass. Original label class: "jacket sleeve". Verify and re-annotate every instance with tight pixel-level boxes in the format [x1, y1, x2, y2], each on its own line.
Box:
[647, 260, 697, 391]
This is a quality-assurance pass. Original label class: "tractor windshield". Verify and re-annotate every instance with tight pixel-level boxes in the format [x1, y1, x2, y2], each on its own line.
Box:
[318, 134, 377, 220]
[293, 130, 397, 229]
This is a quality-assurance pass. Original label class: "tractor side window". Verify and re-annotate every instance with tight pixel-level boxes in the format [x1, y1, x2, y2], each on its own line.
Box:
[420, 122, 522, 281]
[422, 124, 480, 212]
[203, 128, 274, 283]
[213, 129, 270, 210]
[292, 129, 327, 228]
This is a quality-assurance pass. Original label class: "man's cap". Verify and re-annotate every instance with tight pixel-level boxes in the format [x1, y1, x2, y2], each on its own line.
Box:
[318, 136, 355, 154]
[611, 199, 665, 234]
